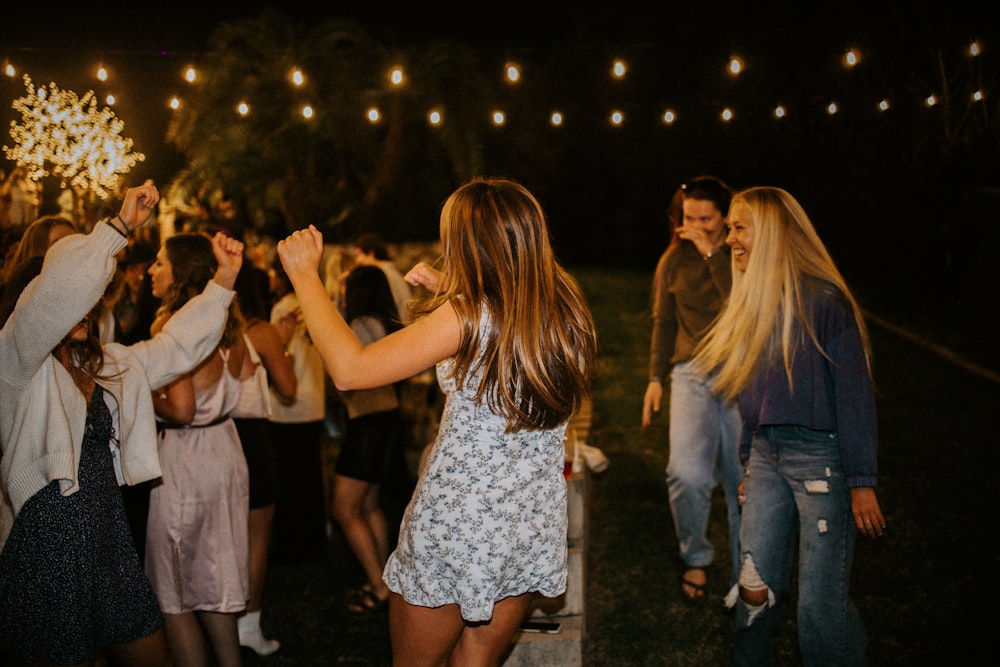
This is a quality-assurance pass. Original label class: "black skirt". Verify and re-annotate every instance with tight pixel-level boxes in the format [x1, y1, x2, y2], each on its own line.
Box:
[0, 385, 163, 664]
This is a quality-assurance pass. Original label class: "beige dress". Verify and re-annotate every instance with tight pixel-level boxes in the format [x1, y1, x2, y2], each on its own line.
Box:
[145, 348, 249, 614]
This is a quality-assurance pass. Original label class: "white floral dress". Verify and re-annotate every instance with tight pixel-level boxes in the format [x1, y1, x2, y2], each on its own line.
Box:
[383, 350, 568, 622]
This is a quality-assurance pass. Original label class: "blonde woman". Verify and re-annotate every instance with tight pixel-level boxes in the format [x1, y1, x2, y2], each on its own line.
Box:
[693, 186, 885, 665]
[277, 177, 597, 666]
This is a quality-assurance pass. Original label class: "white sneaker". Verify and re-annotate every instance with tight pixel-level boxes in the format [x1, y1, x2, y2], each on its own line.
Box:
[239, 630, 280, 656]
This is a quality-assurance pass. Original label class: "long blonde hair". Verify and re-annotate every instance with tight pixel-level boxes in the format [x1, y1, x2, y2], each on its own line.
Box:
[416, 177, 597, 432]
[693, 186, 872, 401]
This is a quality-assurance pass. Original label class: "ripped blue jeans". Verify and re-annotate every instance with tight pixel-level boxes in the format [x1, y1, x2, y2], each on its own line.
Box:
[729, 425, 867, 666]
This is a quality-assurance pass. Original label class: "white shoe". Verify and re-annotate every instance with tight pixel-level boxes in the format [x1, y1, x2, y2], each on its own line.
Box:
[581, 444, 609, 472]
[239, 631, 280, 656]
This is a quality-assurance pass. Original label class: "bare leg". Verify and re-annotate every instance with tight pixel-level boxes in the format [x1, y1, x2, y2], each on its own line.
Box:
[388, 593, 465, 667]
[163, 611, 209, 667]
[387, 592, 532, 667]
[246, 504, 276, 612]
[451, 593, 532, 667]
[238, 503, 280, 654]
[196, 611, 242, 667]
[332, 474, 390, 600]
[362, 483, 390, 570]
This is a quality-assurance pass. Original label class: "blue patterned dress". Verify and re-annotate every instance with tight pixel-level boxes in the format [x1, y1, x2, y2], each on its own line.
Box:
[0, 385, 163, 663]
[383, 346, 568, 622]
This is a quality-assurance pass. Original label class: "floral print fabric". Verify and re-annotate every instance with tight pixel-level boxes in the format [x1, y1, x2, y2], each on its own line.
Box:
[383, 351, 568, 622]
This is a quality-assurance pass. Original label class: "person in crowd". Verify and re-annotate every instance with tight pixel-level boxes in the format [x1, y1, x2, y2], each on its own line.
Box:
[0, 184, 242, 666]
[354, 232, 413, 325]
[641, 175, 743, 602]
[145, 232, 249, 667]
[0, 166, 41, 228]
[112, 240, 159, 345]
[692, 186, 886, 665]
[276, 176, 597, 665]
[331, 264, 406, 614]
[268, 261, 328, 563]
[1, 214, 77, 284]
[231, 262, 297, 656]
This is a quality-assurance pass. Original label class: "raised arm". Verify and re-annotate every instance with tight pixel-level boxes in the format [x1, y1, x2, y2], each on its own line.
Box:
[276, 226, 461, 390]
[115, 183, 160, 232]
[210, 233, 244, 290]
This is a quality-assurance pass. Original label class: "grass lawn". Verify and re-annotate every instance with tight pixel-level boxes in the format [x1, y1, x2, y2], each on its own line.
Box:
[245, 267, 997, 666]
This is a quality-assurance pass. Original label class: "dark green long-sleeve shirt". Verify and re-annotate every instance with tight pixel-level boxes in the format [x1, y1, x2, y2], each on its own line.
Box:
[647, 241, 732, 380]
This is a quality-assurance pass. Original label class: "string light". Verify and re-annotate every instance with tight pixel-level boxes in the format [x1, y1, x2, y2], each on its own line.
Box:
[1, 37, 990, 136]
[3, 75, 144, 199]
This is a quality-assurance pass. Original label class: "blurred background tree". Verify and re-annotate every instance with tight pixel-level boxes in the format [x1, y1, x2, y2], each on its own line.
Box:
[4, 74, 144, 225]
[166, 8, 494, 243]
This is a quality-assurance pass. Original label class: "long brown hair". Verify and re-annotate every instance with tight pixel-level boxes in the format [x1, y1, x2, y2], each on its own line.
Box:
[416, 177, 597, 432]
[157, 233, 243, 348]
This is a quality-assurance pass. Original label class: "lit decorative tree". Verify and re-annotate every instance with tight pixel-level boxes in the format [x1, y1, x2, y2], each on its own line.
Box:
[3, 74, 144, 200]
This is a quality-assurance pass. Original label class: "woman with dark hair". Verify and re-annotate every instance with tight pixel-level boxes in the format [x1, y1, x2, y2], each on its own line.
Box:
[145, 232, 250, 667]
[332, 264, 405, 613]
[641, 175, 744, 603]
[231, 263, 297, 655]
[1, 214, 76, 284]
[0, 184, 243, 666]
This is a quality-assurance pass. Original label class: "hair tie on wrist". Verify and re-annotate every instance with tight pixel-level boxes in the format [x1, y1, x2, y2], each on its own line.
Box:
[107, 215, 130, 238]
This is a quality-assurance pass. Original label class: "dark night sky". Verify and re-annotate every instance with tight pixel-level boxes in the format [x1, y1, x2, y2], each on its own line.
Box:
[0, 1, 991, 200]
[2, 2, 984, 53]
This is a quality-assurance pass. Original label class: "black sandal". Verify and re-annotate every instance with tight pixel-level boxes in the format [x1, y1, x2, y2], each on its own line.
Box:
[680, 567, 708, 604]
[347, 586, 388, 613]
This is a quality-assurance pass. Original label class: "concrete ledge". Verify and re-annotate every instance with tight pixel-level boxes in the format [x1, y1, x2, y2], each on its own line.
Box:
[502, 614, 583, 666]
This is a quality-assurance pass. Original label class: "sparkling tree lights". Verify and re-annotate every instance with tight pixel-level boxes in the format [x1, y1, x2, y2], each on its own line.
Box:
[4, 75, 144, 199]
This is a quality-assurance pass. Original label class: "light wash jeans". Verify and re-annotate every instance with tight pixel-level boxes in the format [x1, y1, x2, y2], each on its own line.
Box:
[732, 425, 867, 666]
[667, 361, 743, 580]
